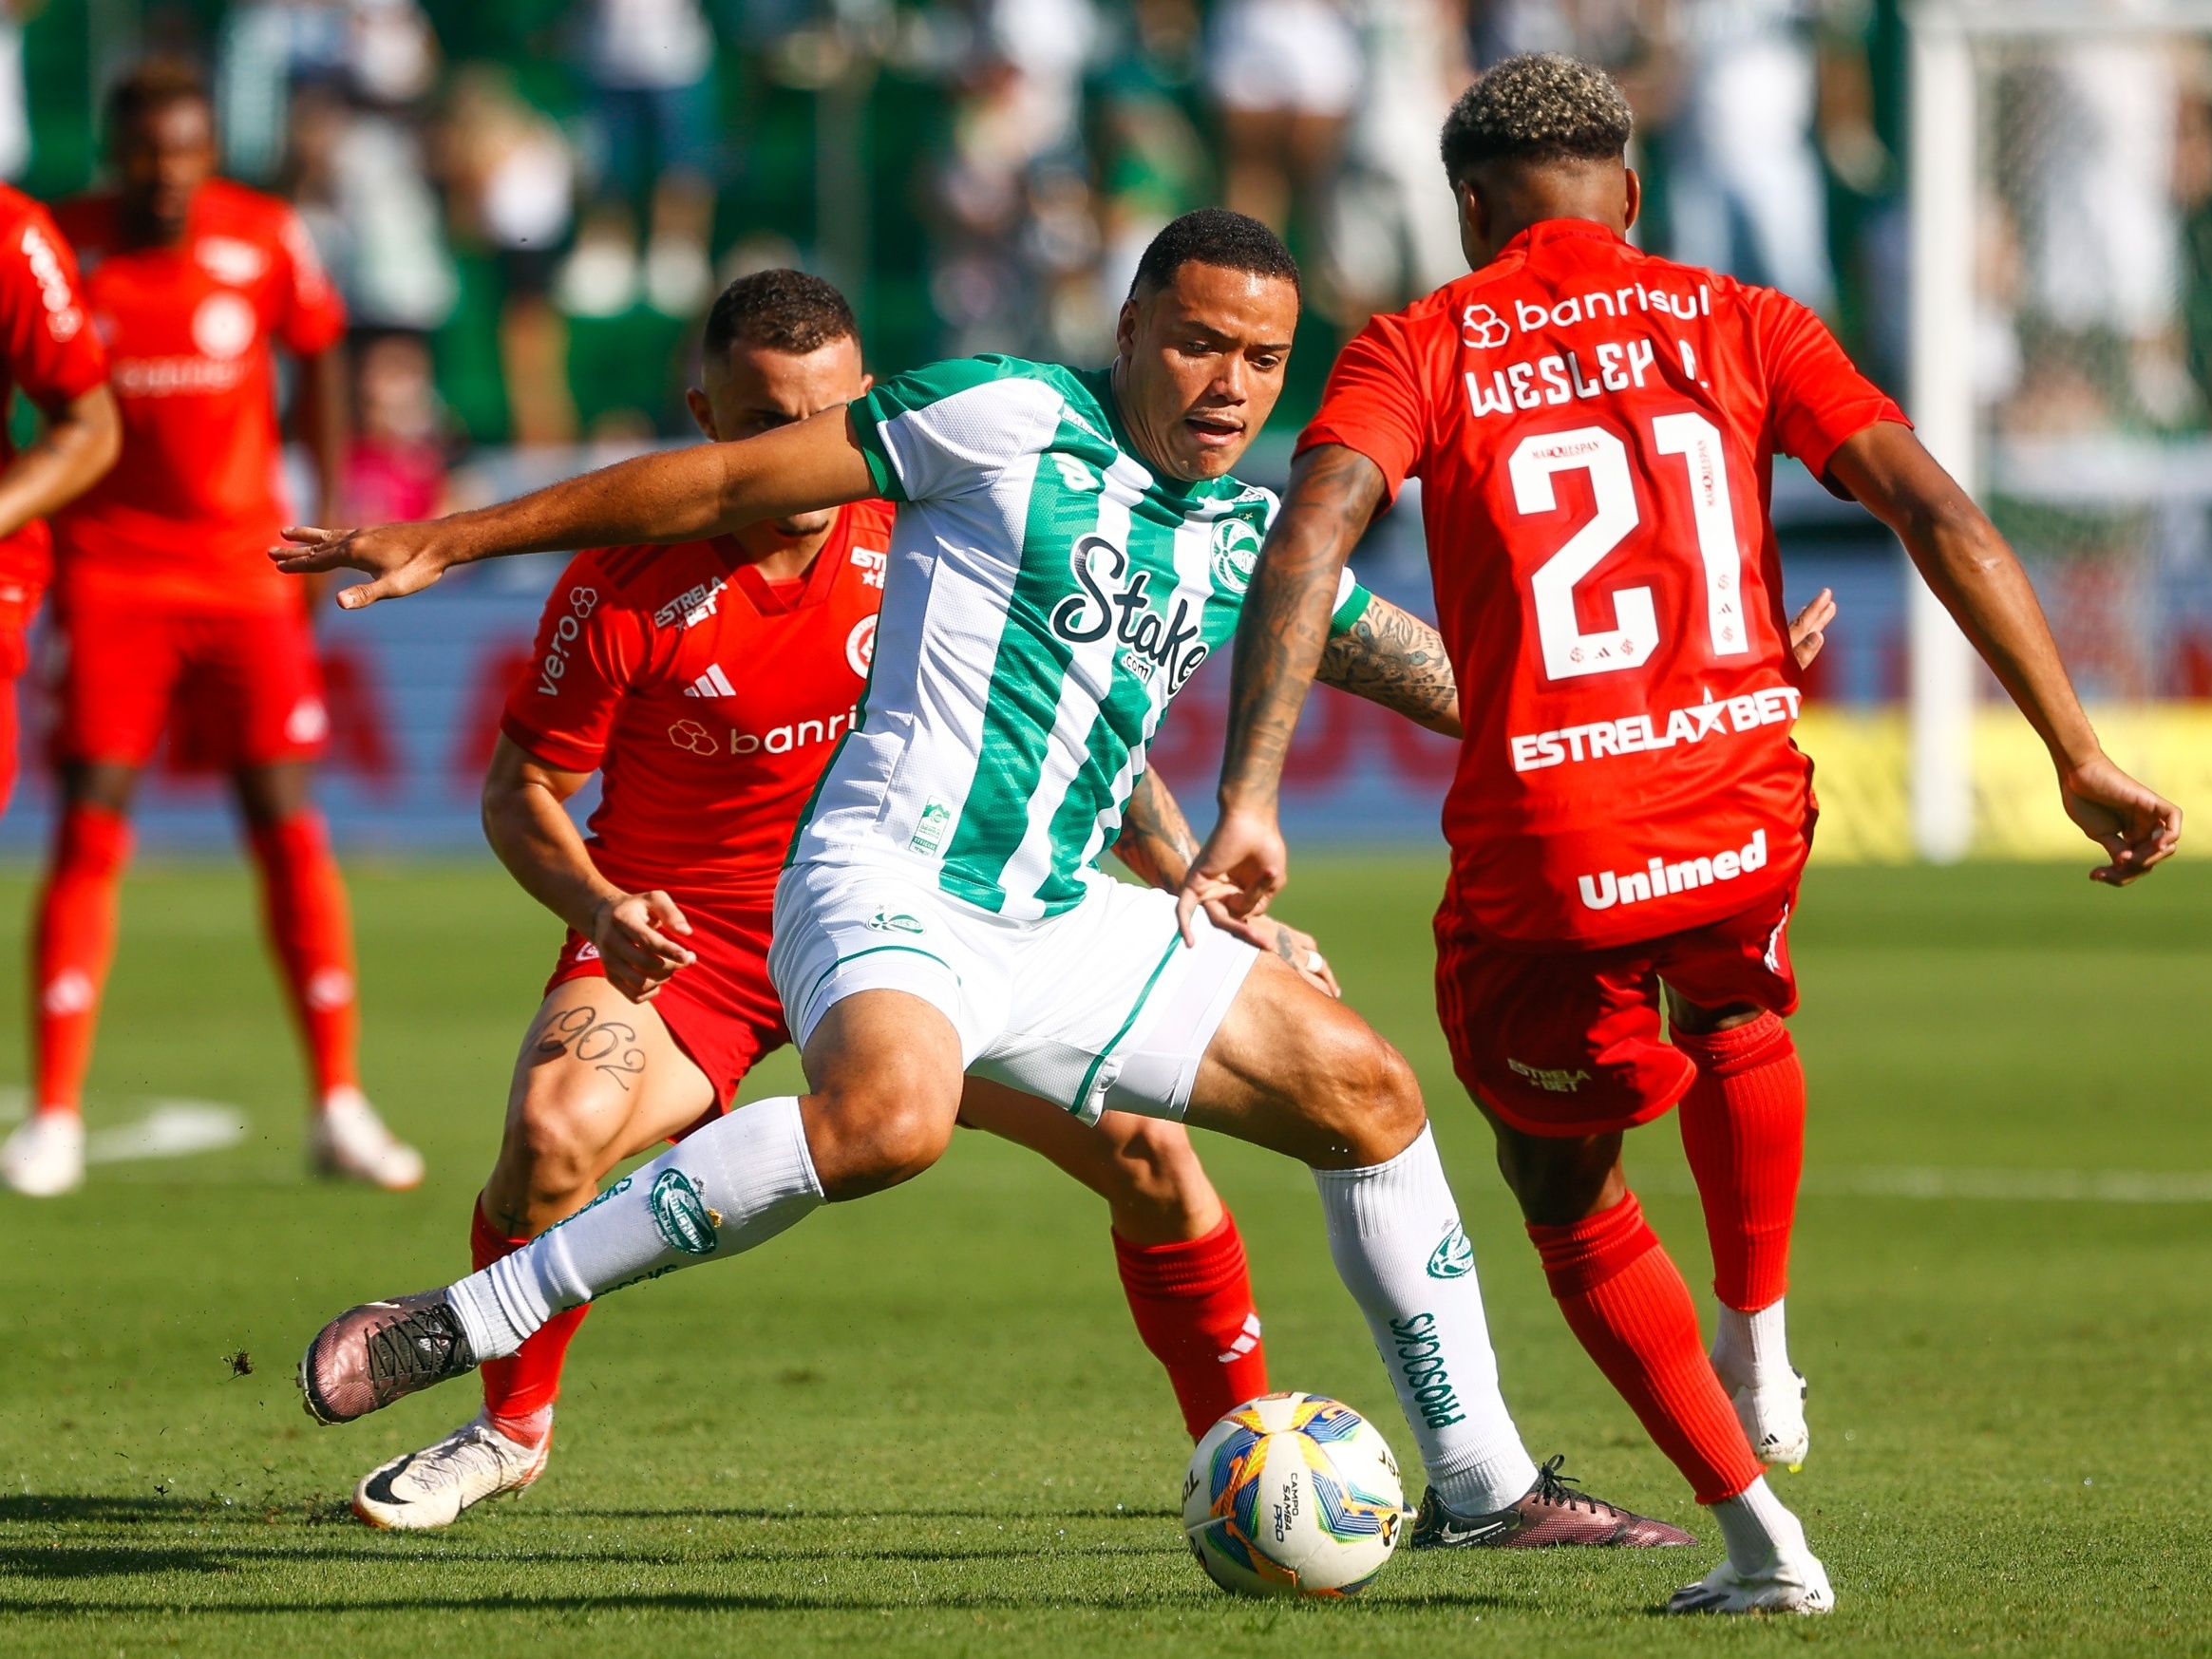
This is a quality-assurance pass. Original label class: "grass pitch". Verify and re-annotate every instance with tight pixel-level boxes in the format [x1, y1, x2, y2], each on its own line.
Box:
[0, 854, 2206, 1656]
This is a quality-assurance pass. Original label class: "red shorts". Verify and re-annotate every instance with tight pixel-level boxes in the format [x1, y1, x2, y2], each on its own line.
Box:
[1435, 885, 1799, 1138]
[52, 603, 328, 770]
[545, 896, 790, 1117]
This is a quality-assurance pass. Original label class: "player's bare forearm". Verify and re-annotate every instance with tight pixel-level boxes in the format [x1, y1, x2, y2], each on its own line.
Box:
[271, 406, 876, 608]
[1218, 444, 1386, 812]
[1113, 767, 1201, 891]
[1831, 424, 2098, 764]
[0, 384, 119, 540]
[1830, 421, 2181, 880]
[481, 735, 619, 937]
[1316, 594, 1461, 738]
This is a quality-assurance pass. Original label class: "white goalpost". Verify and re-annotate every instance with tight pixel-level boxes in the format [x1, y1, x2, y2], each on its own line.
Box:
[1905, 0, 2212, 859]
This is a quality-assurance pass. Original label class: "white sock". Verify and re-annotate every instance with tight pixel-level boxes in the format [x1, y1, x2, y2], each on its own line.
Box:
[1711, 1475, 1810, 1576]
[446, 1095, 822, 1360]
[1311, 1124, 1539, 1515]
[1711, 1298, 1792, 1391]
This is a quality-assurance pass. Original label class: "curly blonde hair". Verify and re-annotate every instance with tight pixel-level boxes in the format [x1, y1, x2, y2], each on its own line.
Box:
[1440, 53, 1633, 182]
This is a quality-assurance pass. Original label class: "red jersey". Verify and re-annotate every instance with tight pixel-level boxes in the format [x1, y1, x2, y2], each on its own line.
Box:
[1302, 219, 1903, 949]
[51, 179, 347, 613]
[501, 500, 897, 907]
[0, 185, 107, 594]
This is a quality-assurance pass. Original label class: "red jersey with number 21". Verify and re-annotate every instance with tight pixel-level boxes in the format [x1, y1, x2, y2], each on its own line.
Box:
[1302, 219, 1904, 950]
[501, 500, 896, 908]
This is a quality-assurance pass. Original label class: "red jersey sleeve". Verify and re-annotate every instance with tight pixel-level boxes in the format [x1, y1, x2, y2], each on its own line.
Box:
[1296, 311, 1429, 507]
[1752, 290, 1906, 486]
[500, 555, 661, 773]
[270, 206, 347, 356]
[0, 205, 106, 409]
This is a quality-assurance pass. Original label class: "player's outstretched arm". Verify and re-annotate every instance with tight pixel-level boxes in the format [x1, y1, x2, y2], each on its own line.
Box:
[1118, 768, 1338, 995]
[273, 406, 878, 610]
[1317, 594, 1461, 738]
[482, 734, 698, 1000]
[0, 384, 119, 540]
[1829, 422, 2182, 884]
[1178, 443, 1388, 938]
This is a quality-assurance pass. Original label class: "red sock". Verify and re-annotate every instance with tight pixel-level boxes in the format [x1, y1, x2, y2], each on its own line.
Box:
[0, 675, 19, 817]
[1113, 1209, 1268, 1440]
[1673, 1013, 1804, 1312]
[1528, 1194, 1762, 1503]
[31, 804, 132, 1115]
[246, 810, 360, 1099]
[472, 1198, 588, 1443]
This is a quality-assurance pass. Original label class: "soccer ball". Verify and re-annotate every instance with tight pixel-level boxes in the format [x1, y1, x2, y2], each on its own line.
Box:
[1181, 1392, 1405, 1598]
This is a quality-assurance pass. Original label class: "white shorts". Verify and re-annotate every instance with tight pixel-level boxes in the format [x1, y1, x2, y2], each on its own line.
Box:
[768, 858, 1260, 1125]
[1207, 0, 1364, 118]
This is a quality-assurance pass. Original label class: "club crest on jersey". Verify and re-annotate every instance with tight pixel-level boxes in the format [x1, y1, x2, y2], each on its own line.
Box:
[846, 614, 877, 677]
[1050, 535, 1208, 694]
[1209, 517, 1261, 596]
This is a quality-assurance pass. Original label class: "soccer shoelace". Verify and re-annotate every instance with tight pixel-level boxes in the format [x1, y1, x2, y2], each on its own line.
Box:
[1528, 1454, 1605, 1516]
[363, 1301, 474, 1406]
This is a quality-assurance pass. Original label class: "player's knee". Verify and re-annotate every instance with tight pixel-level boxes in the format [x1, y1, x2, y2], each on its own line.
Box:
[508, 1088, 610, 1199]
[1305, 1017, 1425, 1152]
[804, 1079, 956, 1198]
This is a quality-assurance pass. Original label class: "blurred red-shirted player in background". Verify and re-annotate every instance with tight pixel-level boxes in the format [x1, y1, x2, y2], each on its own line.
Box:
[0, 61, 422, 1197]
[1183, 55, 2180, 1615]
[0, 186, 121, 808]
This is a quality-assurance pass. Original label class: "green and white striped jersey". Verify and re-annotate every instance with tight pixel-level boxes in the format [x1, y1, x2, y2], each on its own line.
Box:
[794, 354, 1371, 920]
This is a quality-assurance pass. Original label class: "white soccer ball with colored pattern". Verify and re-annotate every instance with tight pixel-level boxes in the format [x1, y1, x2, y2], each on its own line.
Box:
[1182, 1392, 1405, 1597]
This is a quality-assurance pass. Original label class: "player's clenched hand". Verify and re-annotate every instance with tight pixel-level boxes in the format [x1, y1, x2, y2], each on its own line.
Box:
[2058, 752, 2182, 887]
[591, 890, 698, 1001]
[1176, 805, 1286, 946]
[272, 522, 455, 610]
[1788, 588, 1836, 669]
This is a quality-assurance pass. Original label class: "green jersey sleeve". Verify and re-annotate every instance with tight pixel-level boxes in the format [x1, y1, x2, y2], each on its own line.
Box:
[1330, 569, 1374, 636]
[846, 355, 1073, 504]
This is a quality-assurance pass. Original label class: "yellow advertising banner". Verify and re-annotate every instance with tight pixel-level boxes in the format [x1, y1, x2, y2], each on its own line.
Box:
[1795, 706, 2212, 863]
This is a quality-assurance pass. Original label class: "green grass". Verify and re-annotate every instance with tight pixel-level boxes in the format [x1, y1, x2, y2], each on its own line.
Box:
[0, 855, 2207, 1655]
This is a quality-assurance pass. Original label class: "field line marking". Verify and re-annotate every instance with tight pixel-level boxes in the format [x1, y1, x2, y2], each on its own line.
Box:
[1638, 1165, 2212, 1203]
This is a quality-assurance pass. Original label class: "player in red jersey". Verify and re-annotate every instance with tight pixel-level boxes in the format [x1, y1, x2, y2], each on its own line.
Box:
[350, 271, 1321, 1528]
[0, 61, 421, 1198]
[1182, 56, 2181, 1614]
[0, 187, 121, 817]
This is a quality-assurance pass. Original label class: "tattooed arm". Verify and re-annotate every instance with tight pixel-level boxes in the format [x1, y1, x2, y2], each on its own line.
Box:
[1177, 443, 1387, 936]
[482, 733, 698, 1001]
[1317, 594, 1461, 738]
[1117, 767, 1341, 996]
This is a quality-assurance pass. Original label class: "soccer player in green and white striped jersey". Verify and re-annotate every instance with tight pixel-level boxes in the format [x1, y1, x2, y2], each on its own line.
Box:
[286, 211, 1691, 1553]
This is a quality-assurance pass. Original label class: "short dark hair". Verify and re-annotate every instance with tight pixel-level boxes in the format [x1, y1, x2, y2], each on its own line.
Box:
[1129, 208, 1301, 302]
[1439, 52, 1633, 183]
[702, 269, 860, 362]
[106, 57, 210, 141]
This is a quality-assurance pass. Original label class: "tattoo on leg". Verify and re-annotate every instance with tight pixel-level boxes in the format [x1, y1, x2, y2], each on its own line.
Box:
[533, 1004, 651, 1092]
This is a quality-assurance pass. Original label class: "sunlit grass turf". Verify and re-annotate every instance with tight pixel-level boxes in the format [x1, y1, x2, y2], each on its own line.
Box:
[0, 855, 2206, 1656]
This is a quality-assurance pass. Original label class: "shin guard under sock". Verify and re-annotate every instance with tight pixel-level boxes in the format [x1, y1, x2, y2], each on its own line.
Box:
[32, 805, 132, 1114]
[472, 1200, 586, 1443]
[1528, 1194, 1763, 1504]
[1673, 1012, 1803, 1314]
[447, 1095, 823, 1360]
[247, 810, 360, 1099]
[1313, 1125, 1539, 1514]
[1113, 1210, 1267, 1440]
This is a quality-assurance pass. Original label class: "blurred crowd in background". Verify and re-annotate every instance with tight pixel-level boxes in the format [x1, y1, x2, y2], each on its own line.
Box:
[0, 0, 1925, 481]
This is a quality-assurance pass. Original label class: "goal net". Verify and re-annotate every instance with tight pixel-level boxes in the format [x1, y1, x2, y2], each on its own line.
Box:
[1904, 0, 2212, 858]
